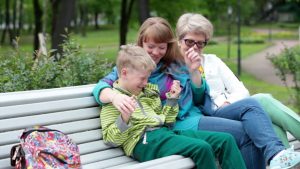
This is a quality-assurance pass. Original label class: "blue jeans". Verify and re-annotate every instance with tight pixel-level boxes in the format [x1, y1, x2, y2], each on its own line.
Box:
[198, 98, 285, 169]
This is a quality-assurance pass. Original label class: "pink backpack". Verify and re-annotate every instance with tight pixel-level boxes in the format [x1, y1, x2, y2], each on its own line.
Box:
[10, 126, 81, 169]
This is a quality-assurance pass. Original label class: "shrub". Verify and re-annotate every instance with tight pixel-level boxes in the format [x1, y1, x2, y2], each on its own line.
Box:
[233, 37, 265, 44]
[269, 46, 300, 111]
[0, 38, 113, 93]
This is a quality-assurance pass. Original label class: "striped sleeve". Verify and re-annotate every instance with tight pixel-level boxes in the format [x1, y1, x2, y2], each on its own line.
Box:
[100, 104, 129, 146]
[161, 94, 179, 124]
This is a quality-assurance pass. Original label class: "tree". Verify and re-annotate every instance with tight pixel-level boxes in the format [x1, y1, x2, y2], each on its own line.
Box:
[17, 0, 24, 36]
[1, 0, 14, 46]
[78, 0, 88, 36]
[138, 0, 150, 24]
[33, 0, 43, 58]
[120, 0, 135, 46]
[51, 0, 76, 60]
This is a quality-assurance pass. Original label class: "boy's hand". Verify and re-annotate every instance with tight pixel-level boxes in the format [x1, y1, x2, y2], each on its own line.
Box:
[167, 80, 181, 98]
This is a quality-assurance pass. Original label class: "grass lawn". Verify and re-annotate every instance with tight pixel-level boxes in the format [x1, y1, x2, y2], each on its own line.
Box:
[72, 28, 137, 62]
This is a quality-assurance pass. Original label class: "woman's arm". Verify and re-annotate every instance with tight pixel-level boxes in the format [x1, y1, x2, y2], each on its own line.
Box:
[92, 67, 118, 105]
[191, 78, 207, 105]
[92, 67, 136, 114]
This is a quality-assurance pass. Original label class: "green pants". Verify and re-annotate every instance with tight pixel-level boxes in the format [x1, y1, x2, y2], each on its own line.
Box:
[133, 127, 246, 169]
[252, 93, 300, 148]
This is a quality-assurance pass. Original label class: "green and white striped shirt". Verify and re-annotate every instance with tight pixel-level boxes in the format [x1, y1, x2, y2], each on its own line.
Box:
[101, 82, 179, 156]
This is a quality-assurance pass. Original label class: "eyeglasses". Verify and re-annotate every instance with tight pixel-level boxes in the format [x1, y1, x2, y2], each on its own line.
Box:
[183, 39, 208, 48]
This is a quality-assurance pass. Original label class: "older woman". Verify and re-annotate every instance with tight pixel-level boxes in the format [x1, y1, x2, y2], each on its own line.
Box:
[175, 13, 300, 169]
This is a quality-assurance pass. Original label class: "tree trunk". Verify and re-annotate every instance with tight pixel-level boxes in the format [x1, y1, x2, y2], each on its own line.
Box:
[17, 0, 24, 36]
[138, 0, 150, 25]
[73, 3, 79, 34]
[12, 0, 17, 37]
[33, 0, 43, 59]
[51, 0, 76, 60]
[119, 0, 135, 46]
[51, 0, 59, 37]
[94, 12, 99, 30]
[1, 0, 13, 46]
[79, 2, 87, 37]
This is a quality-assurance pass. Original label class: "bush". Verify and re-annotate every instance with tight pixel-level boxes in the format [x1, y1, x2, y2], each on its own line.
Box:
[0, 38, 113, 93]
[269, 46, 300, 111]
[233, 37, 265, 44]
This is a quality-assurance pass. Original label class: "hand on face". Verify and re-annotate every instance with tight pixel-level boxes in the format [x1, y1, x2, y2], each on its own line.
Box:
[184, 47, 202, 73]
[167, 80, 181, 98]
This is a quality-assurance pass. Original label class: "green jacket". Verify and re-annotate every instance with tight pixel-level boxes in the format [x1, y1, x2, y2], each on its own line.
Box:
[101, 81, 179, 156]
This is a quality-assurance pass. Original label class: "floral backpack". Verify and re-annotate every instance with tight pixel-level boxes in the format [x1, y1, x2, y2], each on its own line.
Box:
[10, 126, 81, 169]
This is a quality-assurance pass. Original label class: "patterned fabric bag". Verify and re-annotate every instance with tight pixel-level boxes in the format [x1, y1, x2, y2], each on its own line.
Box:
[10, 126, 81, 169]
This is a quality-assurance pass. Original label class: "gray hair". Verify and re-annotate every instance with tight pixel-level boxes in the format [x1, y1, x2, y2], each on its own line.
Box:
[176, 13, 213, 41]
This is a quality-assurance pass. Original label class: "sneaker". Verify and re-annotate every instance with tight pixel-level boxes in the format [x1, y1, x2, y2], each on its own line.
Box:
[270, 147, 300, 169]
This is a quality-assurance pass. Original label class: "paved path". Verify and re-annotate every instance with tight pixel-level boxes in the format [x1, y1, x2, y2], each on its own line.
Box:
[242, 40, 299, 87]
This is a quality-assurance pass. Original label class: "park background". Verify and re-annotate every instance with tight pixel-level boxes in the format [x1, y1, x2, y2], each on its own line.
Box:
[0, 0, 300, 112]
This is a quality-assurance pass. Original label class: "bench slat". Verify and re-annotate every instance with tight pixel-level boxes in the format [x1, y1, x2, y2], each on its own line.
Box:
[1, 139, 109, 159]
[0, 84, 95, 107]
[79, 140, 111, 155]
[145, 158, 195, 169]
[0, 107, 100, 132]
[1, 140, 116, 165]
[83, 156, 136, 169]
[110, 155, 186, 169]
[0, 119, 101, 146]
[0, 97, 97, 119]
[104, 161, 140, 169]
[0, 158, 10, 169]
[68, 129, 103, 144]
[0, 130, 103, 159]
[81, 148, 125, 165]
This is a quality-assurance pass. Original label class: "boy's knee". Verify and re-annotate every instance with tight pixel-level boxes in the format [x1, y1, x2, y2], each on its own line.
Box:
[219, 133, 235, 143]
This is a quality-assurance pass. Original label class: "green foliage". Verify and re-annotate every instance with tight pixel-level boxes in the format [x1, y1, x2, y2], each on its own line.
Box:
[233, 37, 265, 44]
[269, 46, 300, 111]
[0, 38, 113, 93]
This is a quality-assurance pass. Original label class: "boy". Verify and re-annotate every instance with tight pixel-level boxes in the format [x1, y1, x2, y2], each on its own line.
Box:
[100, 44, 246, 169]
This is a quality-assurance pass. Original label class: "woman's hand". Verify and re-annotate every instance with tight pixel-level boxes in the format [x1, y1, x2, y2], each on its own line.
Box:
[184, 47, 202, 73]
[111, 93, 137, 123]
[184, 48, 202, 87]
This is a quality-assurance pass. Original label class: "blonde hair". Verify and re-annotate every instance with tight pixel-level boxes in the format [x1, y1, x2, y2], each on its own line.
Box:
[176, 13, 213, 41]
[136, 17, 181, 69]
[116, 44, 156, 75]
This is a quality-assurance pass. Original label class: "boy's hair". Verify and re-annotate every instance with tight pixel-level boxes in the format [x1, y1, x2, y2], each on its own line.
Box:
[116, 44, 156, 75]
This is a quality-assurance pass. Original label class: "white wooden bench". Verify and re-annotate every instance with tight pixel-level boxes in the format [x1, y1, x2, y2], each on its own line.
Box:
[0, 84, 195, 169]
[0, 84, 299, 169]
